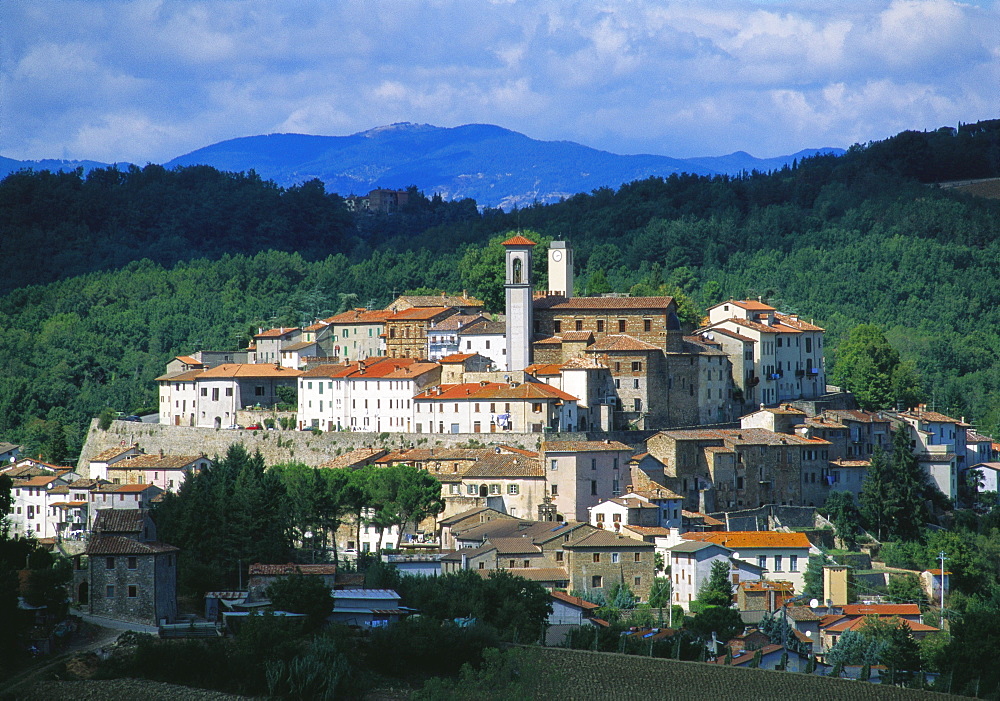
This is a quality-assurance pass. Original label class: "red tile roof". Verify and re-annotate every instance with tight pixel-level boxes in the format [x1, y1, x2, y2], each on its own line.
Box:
[586, 334, 661, 352]
[543, 440, 632, 453]
[414, 381, 576, 402]
[198, 363, 303, 379]
[439, 353, 476, 363]
[550, 591, 599, 610]
[254, 327, 300, 339]
[839, 604, 921, 617]
[386, 306, 456, 321]
[681, 531, 812, 549]
[86, 536, 179, 556]
[501, 234, 537, 246]
[534, 296, 674, 311]
[324, 309, 393, 325]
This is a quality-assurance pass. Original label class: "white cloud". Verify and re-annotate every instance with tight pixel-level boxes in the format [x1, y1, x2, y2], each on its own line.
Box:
[0, 0, 998, 163]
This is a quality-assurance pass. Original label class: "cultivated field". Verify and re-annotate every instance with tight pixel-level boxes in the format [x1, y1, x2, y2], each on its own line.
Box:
[520, 647, 960, 700]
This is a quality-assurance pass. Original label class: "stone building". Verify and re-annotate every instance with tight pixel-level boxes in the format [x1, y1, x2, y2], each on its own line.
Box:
[646, 428, 831, 511]
[385, 306, 458, 359]
[78, 510, 178, 626]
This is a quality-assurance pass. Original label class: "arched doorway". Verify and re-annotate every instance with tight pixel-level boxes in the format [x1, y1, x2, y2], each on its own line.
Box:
[78, 581, 89, 605]
[214, 416, 221, 429]
[479, 485, 488, 498]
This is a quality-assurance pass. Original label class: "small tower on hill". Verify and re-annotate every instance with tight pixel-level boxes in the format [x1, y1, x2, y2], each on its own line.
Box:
[504, 234, 536, 372]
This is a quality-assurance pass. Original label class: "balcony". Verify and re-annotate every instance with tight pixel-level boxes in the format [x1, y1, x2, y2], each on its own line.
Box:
[795, 369, 805, 378]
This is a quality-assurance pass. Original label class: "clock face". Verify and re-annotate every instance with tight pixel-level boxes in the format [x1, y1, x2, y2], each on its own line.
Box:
[552, 250, 562, 262]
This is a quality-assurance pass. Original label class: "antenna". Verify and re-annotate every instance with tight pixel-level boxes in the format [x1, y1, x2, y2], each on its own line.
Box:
[939, 551, 948, 630]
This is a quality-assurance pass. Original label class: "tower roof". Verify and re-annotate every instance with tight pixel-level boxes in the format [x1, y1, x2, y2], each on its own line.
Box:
[501, 234, 537, 247]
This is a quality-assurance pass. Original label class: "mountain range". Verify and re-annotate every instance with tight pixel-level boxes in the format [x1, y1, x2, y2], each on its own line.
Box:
[0, 123, 843, 208]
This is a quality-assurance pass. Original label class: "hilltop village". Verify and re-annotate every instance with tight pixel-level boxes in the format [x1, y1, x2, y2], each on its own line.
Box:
[4, 237, 987, 690]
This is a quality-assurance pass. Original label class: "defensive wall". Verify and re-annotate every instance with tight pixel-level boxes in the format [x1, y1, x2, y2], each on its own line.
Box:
[77, 419, 657, 478]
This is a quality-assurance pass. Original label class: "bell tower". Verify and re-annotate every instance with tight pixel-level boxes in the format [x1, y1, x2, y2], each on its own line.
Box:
[503, 234, 536, 372]
[548, 240, 573, 298]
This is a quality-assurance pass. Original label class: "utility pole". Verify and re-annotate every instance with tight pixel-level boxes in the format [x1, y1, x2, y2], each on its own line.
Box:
[939, 551, 948, 630]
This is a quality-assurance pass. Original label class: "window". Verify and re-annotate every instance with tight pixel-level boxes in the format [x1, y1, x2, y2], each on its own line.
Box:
[532, 402, 542, 413]
[633, 398, 642, 412]
[105, 557, 115, 569]
[632, 361, 642, 372]
[128, 585, 138, 598]
[509, 559, 516, 568]
[478, 562, 485, 569]
[200, 388, 207, 397]
[555, 551, 564, 562]
[553, 320, 561, 333]
[127, 557, 137, 570]
[596, 320, 604, 333]
[633, 379, 639, 389]
[255, 386, 265, 396]
[507, 484, 519, 495]
[643, 319, 651, 332]
[634, 576, 642, 587]
[575, 319, 583, 331]
[211, 388, 219, 401]
[550, 484, 558, 496]
[467, 484, 477, 495]
[774, 555, 783, 572]
[617, 320, 626, 332]
[592, 575, 603, 588]
[591, 480, 597, 495]
[490, 484, 501, 495]
[550, 459, 558, 471]
[225, 387, 232, 397]
[789, 555, 798, 572]
[758, 555, 767, 570]
[106, 585, 115, 598]
[593, 553, 601, 563]
[611, 552, 620, 563]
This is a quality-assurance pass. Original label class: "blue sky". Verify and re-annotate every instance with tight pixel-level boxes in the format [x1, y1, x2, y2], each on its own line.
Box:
[2, 0, 998, 163]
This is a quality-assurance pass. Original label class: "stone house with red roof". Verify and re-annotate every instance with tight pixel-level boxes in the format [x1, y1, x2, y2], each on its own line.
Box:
[886, 406, 969, 500]
[78, 510, 178, 626]
[87, 483, 163, 530]
[252, 327, 302, 365]
[105, 451, 211, 493]
[385, 306, 459, 359]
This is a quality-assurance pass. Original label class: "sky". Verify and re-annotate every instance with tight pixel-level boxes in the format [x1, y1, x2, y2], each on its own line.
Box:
[2, 0, 998, 164]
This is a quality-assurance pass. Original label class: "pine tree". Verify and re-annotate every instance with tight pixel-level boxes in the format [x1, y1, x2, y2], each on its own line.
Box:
[860, 446, 891, 540]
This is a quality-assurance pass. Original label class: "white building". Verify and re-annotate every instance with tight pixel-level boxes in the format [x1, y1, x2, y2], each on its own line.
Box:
[322, 309, 391, 363]
[680, 531, 817, 593]
[458, 318, 508, 371]
[298, 357, 441, 432]
[413, 381, 577, 435]
[890, 407, 968, 501]
[589, 486, 683, 537]
[665, 540, 764, 611]
[9, 471, 77, 538]
[540, 440, 634, 522]
[705, 299, 826, 405]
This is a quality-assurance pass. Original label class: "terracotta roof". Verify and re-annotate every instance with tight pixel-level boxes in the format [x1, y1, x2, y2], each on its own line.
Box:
[681, 531, 812, 549]
[966, 430, 993, 443]
[282, 341, 319, 352]
[431, 314, 484, 332]
[560, 331, 594, 343]
[414, 381, 576, 402]
[303, 322, 329, 332]
[551, 591, 600, 610]
[775, 313, 824, 332]
[462, 454, 544, 478]
[543, 440, 632, 453]
[389, 295, 483, 309]
[586, 334, 661, 352]
[828, 459, 870, 468]
[155, 369, 205, 382]
[86, 536, 179, 556]
[697, 327, 756, 344]
[197, 363, 303, 379]
[501, 234, 537, 246]
[324, 309, 393, 325]
[318, 448, 387, 470]
[534, 295, 674, 311]
[719, 299, 776, 312]
[565, 530, 651, 549]
[824, 616, 938, 634]
[924, 568, 952, 575]
[14, 475, 63, 488]
[525, 363, 566, 376]
[496, 445, 539, 458]
[785, 606, 823, 622]
[897, 409, 963, 424]
[658, 427, 829, 447]
[668, 540, 728, 553]
[717, 317, 801, 335]
[113, 454, 206, 470]
[738, 580, 794, 592]
[561, 357, 607, 370]
[487, 537, 543, 555]
[620, 525, 672, 537]
[822, 410, 886, 424]
[439, 353, 476, 363]
[386, 306, 456, 321]
[533, 336, 564, 345]
[632, 487, 683, 501]
[607, 497, 658, 509]
[459, 319, 506, 335]
[108, 483, 160, 493]
[248, 563, 338, 576]
[91, 446, 138, 462]
[254, 327, 300, 339]
[303, 357, 438, 380]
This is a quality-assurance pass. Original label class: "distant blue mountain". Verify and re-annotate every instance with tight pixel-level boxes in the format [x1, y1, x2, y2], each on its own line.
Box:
[0, 156, 128, 179]
[2, 124, 844, 208]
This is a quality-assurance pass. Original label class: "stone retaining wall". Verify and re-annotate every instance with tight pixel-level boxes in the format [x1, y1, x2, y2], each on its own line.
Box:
[77, 420, 654, 478]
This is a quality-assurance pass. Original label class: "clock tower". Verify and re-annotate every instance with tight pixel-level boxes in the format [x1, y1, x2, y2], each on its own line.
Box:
[548, 240, 573, 298]
[503, 234, 536, 372]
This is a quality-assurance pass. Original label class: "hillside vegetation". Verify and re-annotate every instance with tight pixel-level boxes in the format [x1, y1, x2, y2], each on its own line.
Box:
[3, 120, 1000, 458]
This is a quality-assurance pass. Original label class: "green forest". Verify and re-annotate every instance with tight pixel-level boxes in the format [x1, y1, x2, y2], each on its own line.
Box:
[3, 119, 1000, 458]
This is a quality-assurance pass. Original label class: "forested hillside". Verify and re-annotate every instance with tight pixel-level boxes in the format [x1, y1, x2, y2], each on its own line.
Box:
[2, 120, 1000, 459]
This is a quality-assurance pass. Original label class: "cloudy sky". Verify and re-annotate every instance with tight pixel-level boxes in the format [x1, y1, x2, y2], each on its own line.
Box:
[2, 0, 998, 164]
